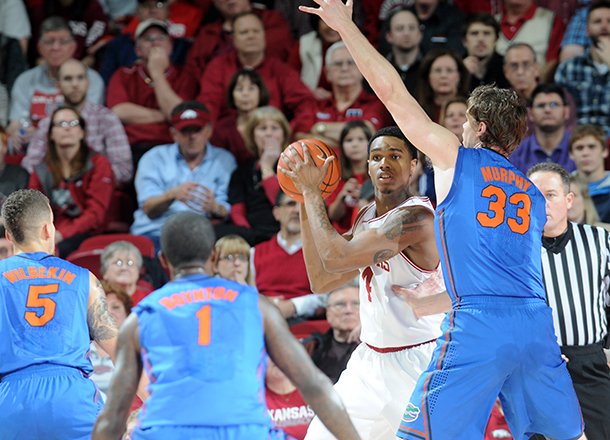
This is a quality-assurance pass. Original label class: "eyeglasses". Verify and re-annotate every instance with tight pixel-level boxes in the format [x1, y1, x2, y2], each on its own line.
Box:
[329, 59, 356, 68]
[533, 101, 563, 110]
[112, 258, 136, 268]
[277, 200, 298, 208]
[328, 300, 360, 311]
[219, 254, 248, 263]
[40, 37, 74, 47]
[52, 119, 80, 128]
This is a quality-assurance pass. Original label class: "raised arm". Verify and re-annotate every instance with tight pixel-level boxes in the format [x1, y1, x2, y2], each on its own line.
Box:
[300, 0, 460, 170]
[87, 272, 118, 361]
[260, 296, 361, 440]
[91, 314, 143, 440]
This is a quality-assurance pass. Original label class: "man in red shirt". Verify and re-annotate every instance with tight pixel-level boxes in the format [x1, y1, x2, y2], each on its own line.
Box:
[107, 19, 197, 162]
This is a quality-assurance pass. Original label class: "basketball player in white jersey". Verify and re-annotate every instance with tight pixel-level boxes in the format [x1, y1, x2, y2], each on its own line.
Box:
[279, 126, 446, 439]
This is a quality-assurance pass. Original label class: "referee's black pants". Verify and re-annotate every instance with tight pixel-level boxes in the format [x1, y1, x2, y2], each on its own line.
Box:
[561, 342, 610, 440]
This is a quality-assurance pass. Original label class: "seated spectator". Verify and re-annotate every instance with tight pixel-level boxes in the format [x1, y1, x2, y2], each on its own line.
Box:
[0, 125, 29, 203]
[0, 224, 15, 260]
[440, 97, 468, 142]
[26, 0, 110, 66]
[89, 281, 132, 394]
[8, 17, 104, 147]
[327, 120, 372, 234]
[251, 189, 326, 320]
[265, 357, 314, 440]
[495, 0, 565, 76]
[218, 106, 289, 246]
[569, 124, 610, 222]
[197, 12, 316, 136]
[100, 241, 152, 305]
[0, 32, 28, 127]
[382, 8, 423, 95]
[28, 106, 114, 257]
[311, 282, 360, 384]
[107, 19, 198, 163]
[412, 0, 466, 56]
[462, 13, 510, 90]
[555, 1, 610, 137]
[568, 173, 610, 230]
[0, 0, 31, 55]
[209, 69, 269, 165]
[287, 11, 340, 100]
[417, 48, 470, 122]
[121, 0, 203, 41]
[23, 59, 133, 184]
[213, 234, 253, 285]
[186, 0, 293, 76]
[99, 0, 194, 84]
[559, 0, 592, 62]
[311, 41, 391, 147]
[510, 83, 575, 174]
[130, 101, 236, 250]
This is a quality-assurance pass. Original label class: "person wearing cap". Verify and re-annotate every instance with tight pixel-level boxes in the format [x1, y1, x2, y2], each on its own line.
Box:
[130, 101, 237, 251]
[106, 18, 198, 164]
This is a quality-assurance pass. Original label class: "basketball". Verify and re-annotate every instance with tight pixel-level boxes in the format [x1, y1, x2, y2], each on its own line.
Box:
[277, 138, 341, 203]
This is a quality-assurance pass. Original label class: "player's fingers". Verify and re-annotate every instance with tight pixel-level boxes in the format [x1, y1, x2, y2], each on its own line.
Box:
[301, 143, 314, 165]
[319, 155, 334, 176]
[277, 165, 297, 180]
[280, 151, 296, 169]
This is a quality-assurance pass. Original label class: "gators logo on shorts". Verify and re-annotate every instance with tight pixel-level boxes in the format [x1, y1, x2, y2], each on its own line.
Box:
[402, 403, 421, 423]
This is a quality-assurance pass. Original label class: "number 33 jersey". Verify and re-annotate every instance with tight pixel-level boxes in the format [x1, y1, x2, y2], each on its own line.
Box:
[436, 146, 547, 302]
[0, 252, 92, 375]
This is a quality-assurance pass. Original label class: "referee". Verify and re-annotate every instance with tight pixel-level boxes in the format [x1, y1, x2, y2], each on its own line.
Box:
[529, 162, 610, 440]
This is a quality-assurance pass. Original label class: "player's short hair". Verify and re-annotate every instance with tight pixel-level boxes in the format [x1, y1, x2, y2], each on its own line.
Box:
[369, 126, 418, 160]
[526, 162, 571, 194]
[160, 212, 215, 269]
[1, 190, 51, 244]
[468, 85, 527, 155]
[568, 124, 608, 152]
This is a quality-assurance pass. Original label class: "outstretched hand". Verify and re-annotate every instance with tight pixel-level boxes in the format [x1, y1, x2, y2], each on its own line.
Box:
[299, 0, 354, 33]
[278, 143, 334, 196]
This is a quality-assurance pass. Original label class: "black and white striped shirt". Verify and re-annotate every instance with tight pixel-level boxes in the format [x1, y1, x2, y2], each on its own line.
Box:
[541, 222, 610, 347]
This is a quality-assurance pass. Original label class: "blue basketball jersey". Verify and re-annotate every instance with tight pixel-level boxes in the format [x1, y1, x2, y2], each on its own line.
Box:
[0, 252, 92, 375]
[134, 274, 271, 429]
[436, 147, 547, 302]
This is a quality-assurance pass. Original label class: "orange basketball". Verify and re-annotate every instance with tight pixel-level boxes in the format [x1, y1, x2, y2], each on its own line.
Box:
[277, 138, 341, 203]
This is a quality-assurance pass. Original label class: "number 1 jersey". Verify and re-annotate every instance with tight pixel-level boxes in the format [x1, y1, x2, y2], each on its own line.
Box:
[435, 147, 547, 302]
[0, 252, 92, 375]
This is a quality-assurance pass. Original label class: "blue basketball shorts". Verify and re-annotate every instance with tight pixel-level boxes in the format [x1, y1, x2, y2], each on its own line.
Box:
[132, 424, 287, 440]
[0, 363, 103, 440]
[396, 296, 584, 440]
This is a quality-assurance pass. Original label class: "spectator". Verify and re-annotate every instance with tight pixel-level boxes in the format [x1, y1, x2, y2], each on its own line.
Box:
[121, 0, 203, 41]
[99, 0, 193, 84]
[197, 12, 316, 136]
[23, 59, 133, 184]
[382, 8, 423, 95]
[568, 173, 610, 229]
[26, 0, 109, 66]
[440, 97, 468, 142]
[0, 32, 28, 127]
[559, 0, 593, 62]
[28, 106, 115, 257]
[0, 125, 29, 203]
[495, 0, 565, 75]
[569, 124, 610, 222]
[327, 120, 372, 234]
[219, 106, 289, 246]
[311, 282, 360, 384]
[528, 162, 610, 440]
[186, 0, 293, 76]
[0, 0, 31, 55]
[100, 241, 152, 305]
[555, 1, 610, 137]
[411, 0, 466, 56]
[107, 19, 197, 163]
[213, 234, 253, 285]
[416, 48, 470, 122]
[266, 357, 314, 440]
[251, 189, 326, 320]
[8, 17, 104, 145]
[209, 69, 269, 165]
[311, 42, 391, 147]
[287, 11, 340, 100]
[462, 13, 510, 90]
[510, 83, 575, 174]
[0, 224, 15, 260]
[130, 101, 236, 250]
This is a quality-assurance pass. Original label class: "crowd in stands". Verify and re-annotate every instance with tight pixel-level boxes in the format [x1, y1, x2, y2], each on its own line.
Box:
[1, 0, 610, 438]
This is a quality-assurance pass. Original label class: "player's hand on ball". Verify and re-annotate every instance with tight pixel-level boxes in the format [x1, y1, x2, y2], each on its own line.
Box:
[279, 143, 334, 194]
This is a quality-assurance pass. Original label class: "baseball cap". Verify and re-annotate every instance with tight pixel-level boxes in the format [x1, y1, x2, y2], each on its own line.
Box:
[171, 107, 211, 131]
[135, 19, 169, 40]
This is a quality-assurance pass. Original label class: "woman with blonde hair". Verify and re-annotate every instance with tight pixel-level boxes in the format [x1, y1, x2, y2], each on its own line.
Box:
[213, 234, 253, 286]
[569, 174, 610, 231]
[216, 106, 292, 246]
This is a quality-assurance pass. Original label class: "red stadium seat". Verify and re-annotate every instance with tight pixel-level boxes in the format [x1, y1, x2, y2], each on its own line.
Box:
[66, 248, 104, 278]
[289, 320, 331, 340]
[104, 191, 135, 233]
[76, 234, 155, 258]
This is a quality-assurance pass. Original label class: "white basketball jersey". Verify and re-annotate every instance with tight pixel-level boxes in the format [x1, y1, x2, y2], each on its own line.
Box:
[352, 197, 445, 348]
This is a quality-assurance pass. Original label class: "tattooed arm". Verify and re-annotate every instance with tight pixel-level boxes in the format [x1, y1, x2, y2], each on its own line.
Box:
[92, 314, 142, 440]
[87, 272, 118, 361]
